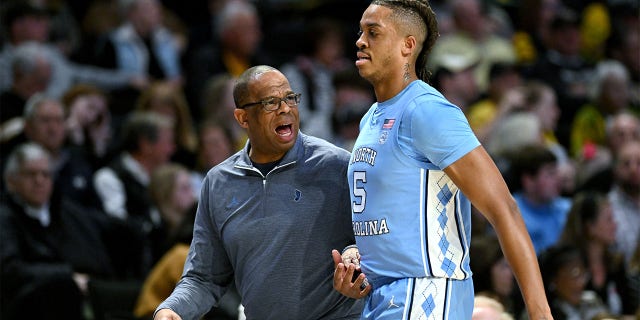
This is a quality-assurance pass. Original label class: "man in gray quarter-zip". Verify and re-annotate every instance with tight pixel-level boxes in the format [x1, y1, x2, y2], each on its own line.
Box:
[155, 65, 363, 320]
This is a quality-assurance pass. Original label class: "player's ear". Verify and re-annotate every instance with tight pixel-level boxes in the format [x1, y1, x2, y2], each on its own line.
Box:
[402, 35, 416, 56]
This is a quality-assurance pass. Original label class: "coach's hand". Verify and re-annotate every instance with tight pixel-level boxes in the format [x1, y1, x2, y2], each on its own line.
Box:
[154, 308, 182, 320]
[332, 249, 371, 299]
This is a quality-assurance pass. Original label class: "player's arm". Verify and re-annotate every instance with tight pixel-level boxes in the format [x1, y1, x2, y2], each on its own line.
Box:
[444, 146, 553, 320]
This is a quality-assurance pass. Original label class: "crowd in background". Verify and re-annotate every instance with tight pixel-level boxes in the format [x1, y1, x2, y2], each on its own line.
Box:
[0, 0, 638, 319]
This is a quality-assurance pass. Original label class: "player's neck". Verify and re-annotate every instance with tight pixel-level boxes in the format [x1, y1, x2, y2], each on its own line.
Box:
[374, 75, 417, 102]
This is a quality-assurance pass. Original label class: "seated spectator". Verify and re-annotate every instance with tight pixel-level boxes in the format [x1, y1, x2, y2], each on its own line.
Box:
[0, 143, 115, 320]
[521, 81, 575, 196]
[539, 244, 612, 320]
[135, 81, 197, 168]
[432, 0, 516, 93]
[0, 42, 52, 125]
[485, 111, 544, 161]
[90, 0, 184, 85]
[93, 111, 176, 279]
[608, 141, 640, 269]
[509, 144, 571, 254]
[61, 84, 114, 169]
[185, 0, 271, 108]
[470, 235, 521, 316]
[148, 163, 196, 256]
[1, 94, 100, 210]
[466, 62, 524, 143]
[427, 40, 481, 112]
[558, 192, 629, 316]
[280, 17, 350, 141]
[330, 66, 374, 151]
[524, 7, 595, 148]
[575, 111, 640, 193]
[200, 73, 246, 151]
[472, 295, 514, 320]
[0, 2, 143, 99]
[571, 60, 632, 158]
[191, 119, 234, 196]
[625, 242, 640, 315]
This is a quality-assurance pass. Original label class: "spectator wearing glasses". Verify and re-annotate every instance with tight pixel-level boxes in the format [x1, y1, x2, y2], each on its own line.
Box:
[0, 143, 115, 320]
[538, 244, 612, 320]
[154, 65, 363, 320]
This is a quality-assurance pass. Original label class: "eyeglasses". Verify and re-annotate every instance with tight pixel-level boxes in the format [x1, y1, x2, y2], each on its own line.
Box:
[239, 93, 301, 111]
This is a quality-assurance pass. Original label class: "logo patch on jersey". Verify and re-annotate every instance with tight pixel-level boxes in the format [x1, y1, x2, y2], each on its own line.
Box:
[294, 189, 302, 201]
[379, 130, 389, 144]
[382, 118, 395, 129]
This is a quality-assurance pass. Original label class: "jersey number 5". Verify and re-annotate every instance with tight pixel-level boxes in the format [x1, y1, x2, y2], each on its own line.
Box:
[352, 171, 366, 213]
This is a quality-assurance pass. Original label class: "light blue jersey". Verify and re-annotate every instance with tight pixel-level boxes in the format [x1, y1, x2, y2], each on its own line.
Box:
[348, 81, 480, 319]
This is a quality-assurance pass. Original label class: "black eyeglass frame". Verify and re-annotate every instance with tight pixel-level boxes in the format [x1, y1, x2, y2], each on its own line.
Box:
[238, 93, 302, 111]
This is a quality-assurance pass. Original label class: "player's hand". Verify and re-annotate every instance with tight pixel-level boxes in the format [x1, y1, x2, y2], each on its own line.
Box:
[154, 308, 182, 320]
[332, 249, 371, 299]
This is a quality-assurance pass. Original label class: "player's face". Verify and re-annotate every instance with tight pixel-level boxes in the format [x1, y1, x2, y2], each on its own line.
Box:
[355, 5, 405, 84]
[236, 71, 300, 163]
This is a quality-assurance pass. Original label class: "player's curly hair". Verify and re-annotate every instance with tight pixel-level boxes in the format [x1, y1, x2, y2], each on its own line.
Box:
[371, 0, 439, 81]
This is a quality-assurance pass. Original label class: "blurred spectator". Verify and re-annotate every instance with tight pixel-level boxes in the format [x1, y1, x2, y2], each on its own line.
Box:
[431, 0, 516, 92]
[472, 295, 514, 320]
[90, 0, 183, 85]
[625, 240, 640, 316]
[61, 84, 113, 169]
[92, 111, 175, 279]
[571, 60, 632, 157]
[512, 0, 561, 65]
[0, 42, 52, 125]
[524, 7, 595, 149]
[1, 94, 100, 209]
[521, 81, 575, 196]
[578, 2, 612, 64]
[191, 119, 234, 196]
[558, 192, 629, 316]
[201, 73, 246, 150]
[330, 66, 374, 151]
[509, 144, 571, 254]
[280, 17, 350, 140]
[427, 42, 480, 111]
[0, 2, 141, 98]
[608, 141, 640, 268]
[135, 81, 197, 168]
[185, 0, 271, 111]
[575, 111, 640, 193]
[485, 111, 544, 160]
[29, 0, 83, 57]
[606, 9, 640, 112]
[147, 163, 196, 260]
[539, 244, 612, 320]
[467, 62, 524, 143]
[184, 0, 232, 62]
[470, 235, 521, 316]
[0, 143, 114, 320]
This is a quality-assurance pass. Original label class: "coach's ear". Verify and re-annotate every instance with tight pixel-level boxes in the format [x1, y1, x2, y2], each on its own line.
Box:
[234, 108, 249, 129]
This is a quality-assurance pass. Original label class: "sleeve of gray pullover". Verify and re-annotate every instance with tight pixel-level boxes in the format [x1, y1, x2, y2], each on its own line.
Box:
[155, 174, 233, 320]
